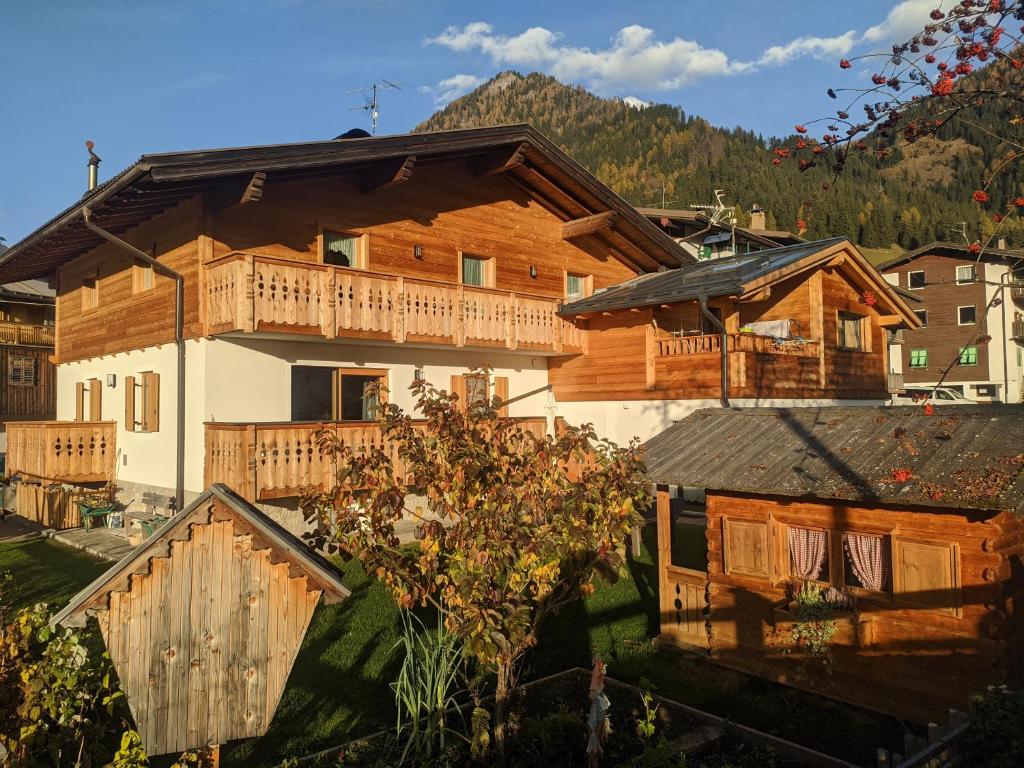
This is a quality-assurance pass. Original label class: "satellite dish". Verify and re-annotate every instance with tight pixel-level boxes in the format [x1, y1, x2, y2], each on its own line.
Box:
[335, 128, 372, 140]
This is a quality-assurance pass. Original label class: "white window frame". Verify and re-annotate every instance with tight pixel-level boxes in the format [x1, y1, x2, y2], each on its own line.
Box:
[957, 305, 976, 326]
[907, 270, 926, 290]
[913, 309, 927, 327]
[955, 265, 976, 284]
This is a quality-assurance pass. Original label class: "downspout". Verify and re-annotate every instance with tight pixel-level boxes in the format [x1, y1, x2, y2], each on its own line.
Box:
[1001, 271, 1010, 402]
[81, 207, 186, 513]
[699, 295, 730, 408]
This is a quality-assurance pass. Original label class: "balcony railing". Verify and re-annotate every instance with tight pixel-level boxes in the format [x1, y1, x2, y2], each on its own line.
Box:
[205, 417, 550, 502]
[5, 421, 116, 483]
[657, 332, 820, 358]
[0, 321, 54, 347]
[1012, 318, 1024, 342]
[1011, 280, 1024, 303]
[203, 253, 587, 354]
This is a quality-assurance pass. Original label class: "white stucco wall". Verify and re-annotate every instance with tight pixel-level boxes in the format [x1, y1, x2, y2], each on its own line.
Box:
[983, 262, 1023, 403]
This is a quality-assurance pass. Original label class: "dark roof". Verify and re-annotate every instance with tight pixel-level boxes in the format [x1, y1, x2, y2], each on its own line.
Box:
[0, 279, 55, 303]
[644, 406, 1024, 515]
[0, 125, 686, 282]
[52, 484, 350, 628]
[877, 241, 1024, 271]
[559, 237, 845, 315]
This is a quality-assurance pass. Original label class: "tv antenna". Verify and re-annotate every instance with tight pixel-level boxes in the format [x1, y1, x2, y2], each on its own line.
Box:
[690, 189, 734, 227]
[947, 220, 969, 244]
[347, 80, 402, 135]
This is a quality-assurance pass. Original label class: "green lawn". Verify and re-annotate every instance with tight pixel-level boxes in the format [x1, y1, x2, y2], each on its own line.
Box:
[0, 527, 903, 767]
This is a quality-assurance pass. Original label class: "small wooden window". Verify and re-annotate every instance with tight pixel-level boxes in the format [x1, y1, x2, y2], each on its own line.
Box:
[909, 349, 928, 368]
[82, 271, 99, 311]
[450, 373, 499, 411]
[837, 311, 866, 350]
[132, 260, 155, 293]
[892, 537, 960, 616]
[8, 356, 36, 387]
[955, 265, 976, 284]
[913, 309, 927, 327]
[126, 373, 160, 432]
[957, 305, 976, 325]
[908, 270, 926, 289]
[722, 518, 769, 578]
[787, 525, 830, 582]
[565, 273, 592, 302]
[460, 254, 495, 288]
[322, 230, 368, 269]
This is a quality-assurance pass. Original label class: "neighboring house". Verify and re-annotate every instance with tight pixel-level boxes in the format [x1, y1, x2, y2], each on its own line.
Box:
[644, 406, 1024, 723]
[637, 205, 802, 261]
[0, 125, 917, 531]
[878, 241, 1024, 403]
[0, 278, 56, 452]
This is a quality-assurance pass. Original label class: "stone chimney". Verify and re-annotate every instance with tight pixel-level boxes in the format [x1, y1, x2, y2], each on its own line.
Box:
[749, 205, 766, 230]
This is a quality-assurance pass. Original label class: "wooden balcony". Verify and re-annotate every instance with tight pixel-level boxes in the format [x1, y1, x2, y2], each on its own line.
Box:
[5, 421, 116, 483]
[0, 321, 54, 347]
[1012, 318, 1024, 343]
[203, 253, 587, 354]
[205, 417, 549, 502]
[1011, 280, 1024, 304]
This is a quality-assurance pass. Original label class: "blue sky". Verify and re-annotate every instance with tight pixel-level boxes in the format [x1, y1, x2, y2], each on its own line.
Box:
[1, 0, 934, 243]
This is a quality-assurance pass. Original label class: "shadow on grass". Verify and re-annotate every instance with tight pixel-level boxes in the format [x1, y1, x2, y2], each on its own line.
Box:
[0, 538, 108, 610]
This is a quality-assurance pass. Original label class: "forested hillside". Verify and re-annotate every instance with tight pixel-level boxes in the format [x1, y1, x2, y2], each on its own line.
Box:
[416, 72, 1023, 249]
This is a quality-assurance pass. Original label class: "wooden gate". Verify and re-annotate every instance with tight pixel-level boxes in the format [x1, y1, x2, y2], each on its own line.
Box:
[656, 487, 711, 650]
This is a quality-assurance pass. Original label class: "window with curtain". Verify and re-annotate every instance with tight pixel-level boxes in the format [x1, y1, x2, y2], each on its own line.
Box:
[788, 526, 829, 581]
[566, 273, 588, 301]
[837, 312, 865, 350]
[461, 255, 488, 287]
[843, 533, 890, 592]
[909, 349, 928, 368]
[958, 346, 978, 366]
[324, 230, 363, 268]
[956, 265, 976, 284]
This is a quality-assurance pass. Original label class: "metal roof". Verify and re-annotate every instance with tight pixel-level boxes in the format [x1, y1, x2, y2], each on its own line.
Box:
[644, 406, 1024, 515]
[0, 124, 687, 282]
[559, 237, 846, 315]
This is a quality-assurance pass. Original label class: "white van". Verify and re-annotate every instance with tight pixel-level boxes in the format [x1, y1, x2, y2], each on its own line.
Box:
[891, 386, 976, 406]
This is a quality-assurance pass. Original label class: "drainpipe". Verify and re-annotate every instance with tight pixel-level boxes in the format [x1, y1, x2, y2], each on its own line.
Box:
[1000, 271, 1010, 402]
[81, 207, 186, 513]
[699, 295, 730, 408]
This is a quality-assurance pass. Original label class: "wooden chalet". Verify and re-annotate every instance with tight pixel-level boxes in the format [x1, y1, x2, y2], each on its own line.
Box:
[0, 279, 56, 443]
[644, 406, 1024, 723]
[52, 483, 349, 756]
[637, 206, 803, 261]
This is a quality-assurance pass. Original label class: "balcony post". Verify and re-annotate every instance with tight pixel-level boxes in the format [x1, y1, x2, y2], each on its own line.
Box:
[242, 255, 255, 333]
[324, 268, 337, 339]
[507, 292, 517, 350]
[455, 285, 466, 347]
[395, 276, 406, 343]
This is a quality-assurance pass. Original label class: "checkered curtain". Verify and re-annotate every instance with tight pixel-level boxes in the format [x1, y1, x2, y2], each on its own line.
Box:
[843, 533, 887, 591]
[788, 526, 827, 580]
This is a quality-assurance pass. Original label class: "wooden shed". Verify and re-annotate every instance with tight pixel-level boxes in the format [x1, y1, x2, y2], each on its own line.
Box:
[644, 406, 1024, 723]
[52, 483, 349, 756]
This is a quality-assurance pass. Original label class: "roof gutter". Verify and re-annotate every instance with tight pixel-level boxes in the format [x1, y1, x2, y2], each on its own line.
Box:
[81, 206, 186, 514]
[699, 295, 730, 408]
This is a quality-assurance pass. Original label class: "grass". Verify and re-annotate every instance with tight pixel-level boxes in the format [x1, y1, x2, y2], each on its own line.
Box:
[0, 528, 904, 768]
[859, 244, 903, 266]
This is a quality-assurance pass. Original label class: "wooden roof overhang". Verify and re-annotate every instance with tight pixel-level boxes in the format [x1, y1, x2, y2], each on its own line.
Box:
[0, 125, 687, 283]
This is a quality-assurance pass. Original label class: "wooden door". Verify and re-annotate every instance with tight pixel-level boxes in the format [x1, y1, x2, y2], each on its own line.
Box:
[656, 487, 710, 649]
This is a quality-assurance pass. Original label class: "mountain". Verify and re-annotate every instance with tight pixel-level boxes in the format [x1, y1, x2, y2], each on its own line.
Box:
[416, 72, 1023, 251]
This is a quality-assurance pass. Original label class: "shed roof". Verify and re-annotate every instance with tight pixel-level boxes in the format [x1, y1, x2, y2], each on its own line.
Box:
[0, 124, 686, 283]
[644, 406, 1024, 515]
[53, 484, 349, 628]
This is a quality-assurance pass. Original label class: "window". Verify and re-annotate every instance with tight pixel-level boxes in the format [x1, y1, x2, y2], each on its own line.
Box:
[973, 384, 997, 398]
[669, 498, 709, 570]
[837, 311, 866, 350]
[892, 537, 960, 616]
[132, 260, 155, 293]
[722, 518, 769, 578]
[290, 366, 386, 422]
[882, 273, 899, 287]
[465, 374, 489, 408]
[956, 265, 976, 284]
[565, 273, 591, 302]
[450, 373, 509, 414]
[913, 309, 927, 327]
[460, 254, 494, 288]
[958, 346, 978, 366]
[907, 270, 926, 289]
[8, 356, 36, 387]
[788, 526, 830, 582]
[124, 373, 159, 431]
[842, 533, 890, 592]
[957, 305, 976, 325]
[909, 349, 928, 368]
[322, 230, 367, 269]
[82, 271, 99, 311]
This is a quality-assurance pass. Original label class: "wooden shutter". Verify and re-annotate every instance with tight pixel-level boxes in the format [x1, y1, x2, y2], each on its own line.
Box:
[495, 376, 509, 417]
[75, 382, 85, 421]
[722, 517, 770, 578]
[86, 379, 102, 420]
[141, 372, 160, 432]
[124, 375, 136, 432]
[892, 536, 960, 616]
[450, 375, 468, 411]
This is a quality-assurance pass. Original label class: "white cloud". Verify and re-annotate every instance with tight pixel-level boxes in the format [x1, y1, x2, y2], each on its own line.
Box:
[758, 31, 857, 66]
[622, 96, 650, 109]
[862, 0, 936, 43]
[421, 73, 486, 106]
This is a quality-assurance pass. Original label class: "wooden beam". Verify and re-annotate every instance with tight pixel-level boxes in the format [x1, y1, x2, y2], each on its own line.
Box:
[360, 155, 416, 194]
[739, 287, 771, 303]
[471, 143, 528, 177]
[561, 210, 616, 240]
[239, 172, 266, 204]
[876, 314, 903, 327]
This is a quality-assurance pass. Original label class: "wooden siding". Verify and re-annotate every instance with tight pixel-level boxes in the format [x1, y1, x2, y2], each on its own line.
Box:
[14, 482, 84, 530]
[90, 496, 324, 755]
[0, 345, 56, 418]
[882, 253, 993, 385]
[5, 421, 116, 482]
[673, 491, 1021, 722]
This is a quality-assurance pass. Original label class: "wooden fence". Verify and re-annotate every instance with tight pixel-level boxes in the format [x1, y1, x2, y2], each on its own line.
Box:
[657, 332, 819, 358]
[5, 421, 117, 483]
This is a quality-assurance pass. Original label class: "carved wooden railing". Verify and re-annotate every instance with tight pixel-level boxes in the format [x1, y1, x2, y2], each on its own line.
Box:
[203, 253, 586, 353]
[657, 332, 819, 358]
[5, 421, 116, 483]
[0, 321, 54, 347]
[205, 417, 550, 502]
